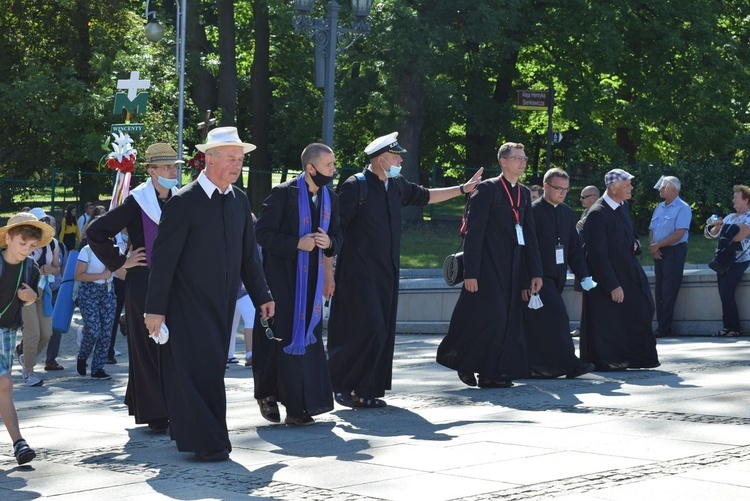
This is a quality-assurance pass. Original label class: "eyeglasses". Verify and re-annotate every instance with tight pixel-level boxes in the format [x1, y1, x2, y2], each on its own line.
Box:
[546, 185, 570, 193]
[580, 194, 596, 200]
[261, 318, 282, 342]
[506, 155, 529, 162]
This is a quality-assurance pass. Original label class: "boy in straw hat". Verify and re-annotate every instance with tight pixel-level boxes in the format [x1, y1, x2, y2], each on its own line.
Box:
[0, 212, 54, 464]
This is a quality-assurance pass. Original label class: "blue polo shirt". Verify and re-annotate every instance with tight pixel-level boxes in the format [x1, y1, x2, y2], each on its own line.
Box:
[649, 196, 692, 245]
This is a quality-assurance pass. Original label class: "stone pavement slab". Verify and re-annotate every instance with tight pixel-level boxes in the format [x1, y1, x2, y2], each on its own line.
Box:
[1, 323, 750, 500]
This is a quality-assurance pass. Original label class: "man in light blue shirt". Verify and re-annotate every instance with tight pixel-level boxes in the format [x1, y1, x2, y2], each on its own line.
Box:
[649, 176, 692, 337]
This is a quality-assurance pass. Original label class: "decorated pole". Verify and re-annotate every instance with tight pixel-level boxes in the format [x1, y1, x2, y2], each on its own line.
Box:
[106, 131, 137, 210]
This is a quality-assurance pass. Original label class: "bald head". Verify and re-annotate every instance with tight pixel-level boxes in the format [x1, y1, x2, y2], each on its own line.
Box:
[580, 185, 600, 209]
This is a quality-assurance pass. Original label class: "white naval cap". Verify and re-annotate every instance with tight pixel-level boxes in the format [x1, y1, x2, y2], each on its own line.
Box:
[364, 132, 407, 159]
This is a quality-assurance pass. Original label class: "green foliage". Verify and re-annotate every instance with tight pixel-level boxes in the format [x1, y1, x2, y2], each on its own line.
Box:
[2, 0, 750, 215]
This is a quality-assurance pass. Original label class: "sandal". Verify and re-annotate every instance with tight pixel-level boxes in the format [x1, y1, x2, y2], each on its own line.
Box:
[713, 328, 731, 337]
[457, 371, 477, 387]
[351, 396, 387, 408]
[726, 330, 743, 337]
[334, 392, 355, 407]
[13, 439, 36, 465]
[257, 398, 281, 423]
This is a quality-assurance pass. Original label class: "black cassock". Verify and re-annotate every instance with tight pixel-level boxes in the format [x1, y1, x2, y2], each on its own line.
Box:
[437, 177, 542, 381]
[145, 182, 272, 453]
[254, 179, 342, 417]
[523, 197, 588, 377]
[327, 169, 430, 400]
[87, 192, 169, 425]
[580, 198, 659, 370]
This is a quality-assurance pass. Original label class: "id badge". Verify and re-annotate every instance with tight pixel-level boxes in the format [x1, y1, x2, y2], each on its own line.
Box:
[515, 223, 525, 246]
[555, 244, 564, 264]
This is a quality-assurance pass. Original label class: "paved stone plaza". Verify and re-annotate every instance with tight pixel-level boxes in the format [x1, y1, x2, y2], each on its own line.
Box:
[2, 316, 750, 500]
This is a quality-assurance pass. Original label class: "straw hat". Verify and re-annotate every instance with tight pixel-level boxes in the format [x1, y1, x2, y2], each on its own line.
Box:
[143, 143, 185, 165]
[196, 127, 256, 154]
[0, 212, 55, 248]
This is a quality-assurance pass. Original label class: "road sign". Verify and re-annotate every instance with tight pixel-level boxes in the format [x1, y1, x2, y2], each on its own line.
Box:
[552, 132, 563, 143]
[111, 123, 145, 134]
[517, 90, 549, 111]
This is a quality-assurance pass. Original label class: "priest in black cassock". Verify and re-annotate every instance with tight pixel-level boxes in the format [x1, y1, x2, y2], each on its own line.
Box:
[327, 132, 482, 408]
[87, 143, 181, 433]
[522, 168, 596, 379]
[437, 142, 543, 388]
[145, 127, 274, 462]
[580, 169, 659, 371]
[253, 143, 341, 426]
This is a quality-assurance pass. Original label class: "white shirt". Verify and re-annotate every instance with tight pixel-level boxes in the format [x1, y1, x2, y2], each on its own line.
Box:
[78, 245, 110, 284]
[197, 171, 232, 198]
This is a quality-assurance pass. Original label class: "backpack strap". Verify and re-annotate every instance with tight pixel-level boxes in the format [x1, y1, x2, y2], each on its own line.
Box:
[354, 172, 368, 214]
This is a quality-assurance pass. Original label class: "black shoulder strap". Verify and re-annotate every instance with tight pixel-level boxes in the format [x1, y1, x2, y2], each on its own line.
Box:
[23, 257, 33, 285]
[354, 172, 367, 213]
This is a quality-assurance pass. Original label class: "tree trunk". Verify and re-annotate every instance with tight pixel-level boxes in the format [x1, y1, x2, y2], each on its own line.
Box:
[216, 0, 236, 127]
[396, 67, 425, 222]
[466, 49, 519, 170]
[616, 127, 637, 164]
[249, 0, 272, 214]
[186, 0, 217, 119]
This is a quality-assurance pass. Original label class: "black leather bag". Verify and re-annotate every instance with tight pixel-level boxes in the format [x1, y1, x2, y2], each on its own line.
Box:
[443, 238, 465, 287]
[709, 224, 745, 275]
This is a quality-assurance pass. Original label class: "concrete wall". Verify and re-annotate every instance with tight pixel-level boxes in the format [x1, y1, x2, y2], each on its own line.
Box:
[396, 265, 747, 336]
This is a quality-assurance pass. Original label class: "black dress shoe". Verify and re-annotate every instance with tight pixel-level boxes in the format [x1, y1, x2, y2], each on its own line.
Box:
[195, 449, 229, 462]
[457, 371, 477, 387]
[477, 378, 513, 388]
[566, 362, 596, 379]
[147, 419, 170, 433]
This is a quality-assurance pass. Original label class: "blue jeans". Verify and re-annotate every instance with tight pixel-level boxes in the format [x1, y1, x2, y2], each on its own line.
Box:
[717, 260, 750, 331]
[78, 283, 116, 372]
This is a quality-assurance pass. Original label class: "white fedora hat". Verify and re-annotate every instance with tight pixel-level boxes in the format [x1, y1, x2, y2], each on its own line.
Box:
[196, 126, 256, 154]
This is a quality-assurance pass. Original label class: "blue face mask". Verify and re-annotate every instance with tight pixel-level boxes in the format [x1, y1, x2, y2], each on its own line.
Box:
[157, 176, 179, 189]
[381, 158, 402, 179]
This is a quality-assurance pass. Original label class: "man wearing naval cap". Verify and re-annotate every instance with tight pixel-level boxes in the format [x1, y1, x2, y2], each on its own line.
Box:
[579, 168, 659, 371]
[327, 132, 483, 408]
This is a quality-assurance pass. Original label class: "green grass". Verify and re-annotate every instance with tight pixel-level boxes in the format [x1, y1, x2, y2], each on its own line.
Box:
[400, 220, 717, 269]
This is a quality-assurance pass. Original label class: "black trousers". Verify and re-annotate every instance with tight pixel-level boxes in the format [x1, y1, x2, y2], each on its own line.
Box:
[654, 242, 687, 336]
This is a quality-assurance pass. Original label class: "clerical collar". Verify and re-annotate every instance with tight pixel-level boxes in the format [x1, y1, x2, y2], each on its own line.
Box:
[543, 197, 560, 208]
[603, 193, 622, 210]
[197, 171, 233, 198]
[366, 164, 389, 190]
[500, 174, 517, 188]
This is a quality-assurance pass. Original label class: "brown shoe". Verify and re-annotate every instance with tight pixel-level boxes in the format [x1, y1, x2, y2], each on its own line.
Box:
[44, 362, 64, 371]
[285, 414, 315, 426]
[257, 398, 281, 423]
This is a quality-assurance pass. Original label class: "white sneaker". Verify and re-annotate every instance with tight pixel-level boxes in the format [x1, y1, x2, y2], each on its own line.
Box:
[24, 372, 43, 387]
[19, 354, 27, 379]
[77, 327, 83, 347]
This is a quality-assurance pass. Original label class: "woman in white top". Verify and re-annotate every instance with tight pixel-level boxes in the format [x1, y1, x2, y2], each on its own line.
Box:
[75, 229, 126, 379]
[705, 185, 750, 336]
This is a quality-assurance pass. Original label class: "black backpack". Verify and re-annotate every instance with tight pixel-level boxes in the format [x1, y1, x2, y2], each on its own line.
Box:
[708, 224, 746, 274]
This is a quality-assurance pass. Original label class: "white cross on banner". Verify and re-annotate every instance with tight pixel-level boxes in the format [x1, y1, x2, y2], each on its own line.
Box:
[117, 71, 151, 100]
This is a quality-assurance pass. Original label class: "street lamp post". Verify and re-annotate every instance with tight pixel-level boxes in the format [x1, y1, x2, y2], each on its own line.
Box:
[145, 0, 187, 182]
[293, 0, 373, 147]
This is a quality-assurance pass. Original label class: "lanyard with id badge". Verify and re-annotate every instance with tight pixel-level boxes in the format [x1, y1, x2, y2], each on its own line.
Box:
[500, 177, 525, 245]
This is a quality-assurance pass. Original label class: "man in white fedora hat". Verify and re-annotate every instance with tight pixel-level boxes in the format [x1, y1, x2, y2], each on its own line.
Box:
[145, 127, 274, 461]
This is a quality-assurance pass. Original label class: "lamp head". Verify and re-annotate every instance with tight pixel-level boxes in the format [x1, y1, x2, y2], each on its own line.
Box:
[145, 19, 164, 43]
[352, 0, 373, 18]
[293, 0, 314, 13]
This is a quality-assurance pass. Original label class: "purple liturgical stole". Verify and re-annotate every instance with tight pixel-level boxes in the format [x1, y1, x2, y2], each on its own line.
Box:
[141, 211, 160, 268]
